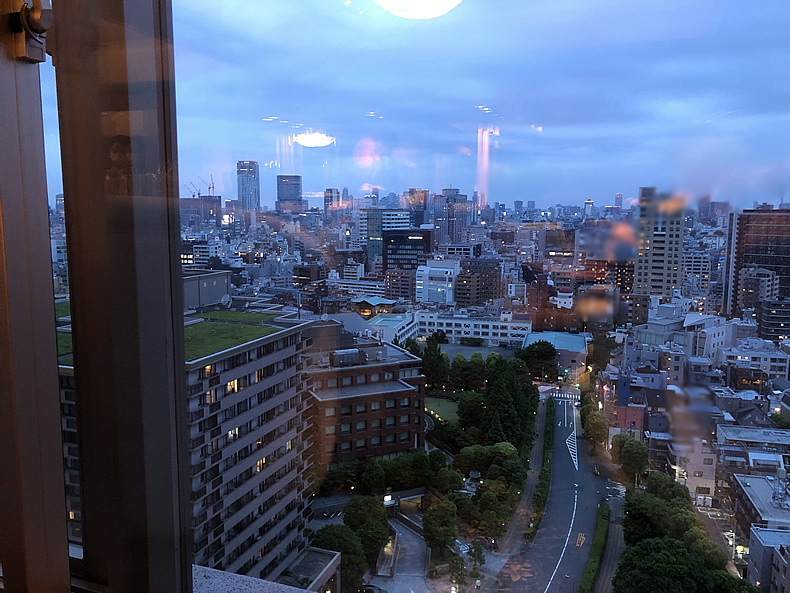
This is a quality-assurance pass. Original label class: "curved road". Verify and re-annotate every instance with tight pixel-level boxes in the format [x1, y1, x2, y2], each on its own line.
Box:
[490, 392, 614, 593]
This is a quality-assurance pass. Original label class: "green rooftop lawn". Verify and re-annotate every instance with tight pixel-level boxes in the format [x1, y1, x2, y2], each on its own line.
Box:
[194, 310, 280, 323]
[54, 300, 71, 319]
[426, 397, 459, 425]
[184, 322, 279, 361]
[56, 331, 72, 357]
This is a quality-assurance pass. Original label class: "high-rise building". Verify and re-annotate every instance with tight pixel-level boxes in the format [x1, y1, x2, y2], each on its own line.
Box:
[725, 208, 790, 315]
[56, 192, 65, 212]
[514, 200, 523, 215]
[461, 257, 503, 302]
[758, 298, 790, 343]
[360, 209, 412, 264]
[324, 188, 339, 216]
[382, 228, 432, 271]
[633, 187, 685, 297]
[59, 311, 315, 579]
[738, 267, 780, 312]
[236, 161, 260, 211]
[527, 200, 536, 211]
[614, 193, 623, 208]
[583, 199, 594, 218]
[435, 188, 468, 244]
[276, 175, 304, 213]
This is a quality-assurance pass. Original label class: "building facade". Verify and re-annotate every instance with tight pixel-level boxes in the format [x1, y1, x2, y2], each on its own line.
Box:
[237, 161, 261, 211]
[633, 187, 685, 297]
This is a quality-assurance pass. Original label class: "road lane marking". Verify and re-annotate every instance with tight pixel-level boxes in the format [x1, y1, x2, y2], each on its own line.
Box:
[566, 430, 578, 470]
[564, 400, 568, 427]
[576, 532, 586, 547]
[543, 489, 578, 593]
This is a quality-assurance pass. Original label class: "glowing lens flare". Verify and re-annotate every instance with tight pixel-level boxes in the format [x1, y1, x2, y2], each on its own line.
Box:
[293, 131, 335, 148]
[374, 0, 462, 20]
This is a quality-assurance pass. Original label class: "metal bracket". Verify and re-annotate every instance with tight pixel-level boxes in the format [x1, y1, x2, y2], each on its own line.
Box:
[9, 0, 53, 63]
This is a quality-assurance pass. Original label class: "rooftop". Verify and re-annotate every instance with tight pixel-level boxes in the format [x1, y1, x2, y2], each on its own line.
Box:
[351, 297, 397, 306]
[750, 526, 790, 547]
[310, 379, 416, 401]
[369, 313, 413, 327]
[733, 474, 790, 524]
[192, 565, 308, 593]
[183, 314, 285, 361]
[718, 425, 790, 447]
[276, 547, 341, 591]
[522, 331, 589, 353]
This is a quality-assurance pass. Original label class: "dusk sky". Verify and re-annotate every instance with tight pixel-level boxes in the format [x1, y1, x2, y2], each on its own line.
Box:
[42, 1, 790, 210]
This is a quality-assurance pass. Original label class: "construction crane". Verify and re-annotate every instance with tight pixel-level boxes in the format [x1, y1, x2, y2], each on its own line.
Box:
[185, 182, 201, 198]
[197, 175, 216, 196]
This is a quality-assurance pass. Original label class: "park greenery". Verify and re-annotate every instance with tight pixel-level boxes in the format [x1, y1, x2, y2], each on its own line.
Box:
[318, 449, 465, 496]
[611, 433, 649, 480]
[578, 503, 610, 593]
[526, 395, 555, 539]
[312, 524, 367, 593]
[613, 472, 759, 593]
[343, 497, 391, 565]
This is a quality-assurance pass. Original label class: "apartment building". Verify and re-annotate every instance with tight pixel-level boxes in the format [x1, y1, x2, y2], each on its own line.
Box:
[303, 320, 425, 471]
[60, 310, 317, 581]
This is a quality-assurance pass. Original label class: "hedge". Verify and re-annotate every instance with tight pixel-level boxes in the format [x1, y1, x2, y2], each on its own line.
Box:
[527, 396, 555, 539]
[577, 502, 610, 593]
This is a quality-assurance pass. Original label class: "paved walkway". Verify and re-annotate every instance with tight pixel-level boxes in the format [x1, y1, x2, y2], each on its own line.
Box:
[592, 498, 624, 593]
[498, 398, 547, 555]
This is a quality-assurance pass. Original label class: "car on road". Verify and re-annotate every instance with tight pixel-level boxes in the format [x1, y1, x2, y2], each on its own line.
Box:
[358, 586, 387, 593]
[593, 463, 600, 476]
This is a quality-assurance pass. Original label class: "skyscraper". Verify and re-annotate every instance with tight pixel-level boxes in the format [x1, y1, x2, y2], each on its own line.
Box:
[236, 160, 260, 211]
[324, 188, 339, 216]
[276, 175, 304, 213]
[633, 187, 684, 297]
[614, 193, 623, 208]
[725, 208, 790, 315]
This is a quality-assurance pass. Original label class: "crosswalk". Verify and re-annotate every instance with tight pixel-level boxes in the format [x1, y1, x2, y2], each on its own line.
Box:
[566, 430, 578, 470]
[554, 392, 580, 402]
[606, 483, 627, 499]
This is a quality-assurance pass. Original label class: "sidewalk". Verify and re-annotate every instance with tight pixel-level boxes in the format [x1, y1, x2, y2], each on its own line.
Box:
[498, 398, 547, 555]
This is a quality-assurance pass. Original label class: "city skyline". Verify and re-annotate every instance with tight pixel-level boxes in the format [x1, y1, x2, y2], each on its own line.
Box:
[40, 1, 790, 210]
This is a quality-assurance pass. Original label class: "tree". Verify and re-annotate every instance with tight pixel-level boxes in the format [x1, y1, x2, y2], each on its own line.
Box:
[434, 467, 465, 493]
[423, 500, 458, 552]
[356, 520, 391, 565]
[432, 330, 449, 344]
[391, 336, 401, 347]
[589, 335, 618, 372]
[710, 570, 761, 593]
[458, 392, 486, 431]
[684, 526, 728, 570]
[611, 433, 628, 465]
[359, 462, 385, 494]
[428, 448, 447, 474]
[344, 496, 388, 532]
[422, 338, 449, 390]
[404, 337, 421, 357]
[518, 340, 558, 380]
[621, 437, 648, 477]
[449, 553, 467, 584]
[613, 537, 712, 593]
[584, 410, 609, 449]
[312, 525, 367, 593]
[468, 539, 487, 574]
[645, 471, 691, 503]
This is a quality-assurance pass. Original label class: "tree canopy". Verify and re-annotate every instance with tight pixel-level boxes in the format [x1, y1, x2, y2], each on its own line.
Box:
[613, 537, 711, 593]
[423, 499, 459, 551]
[312, 525, 367, 593]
